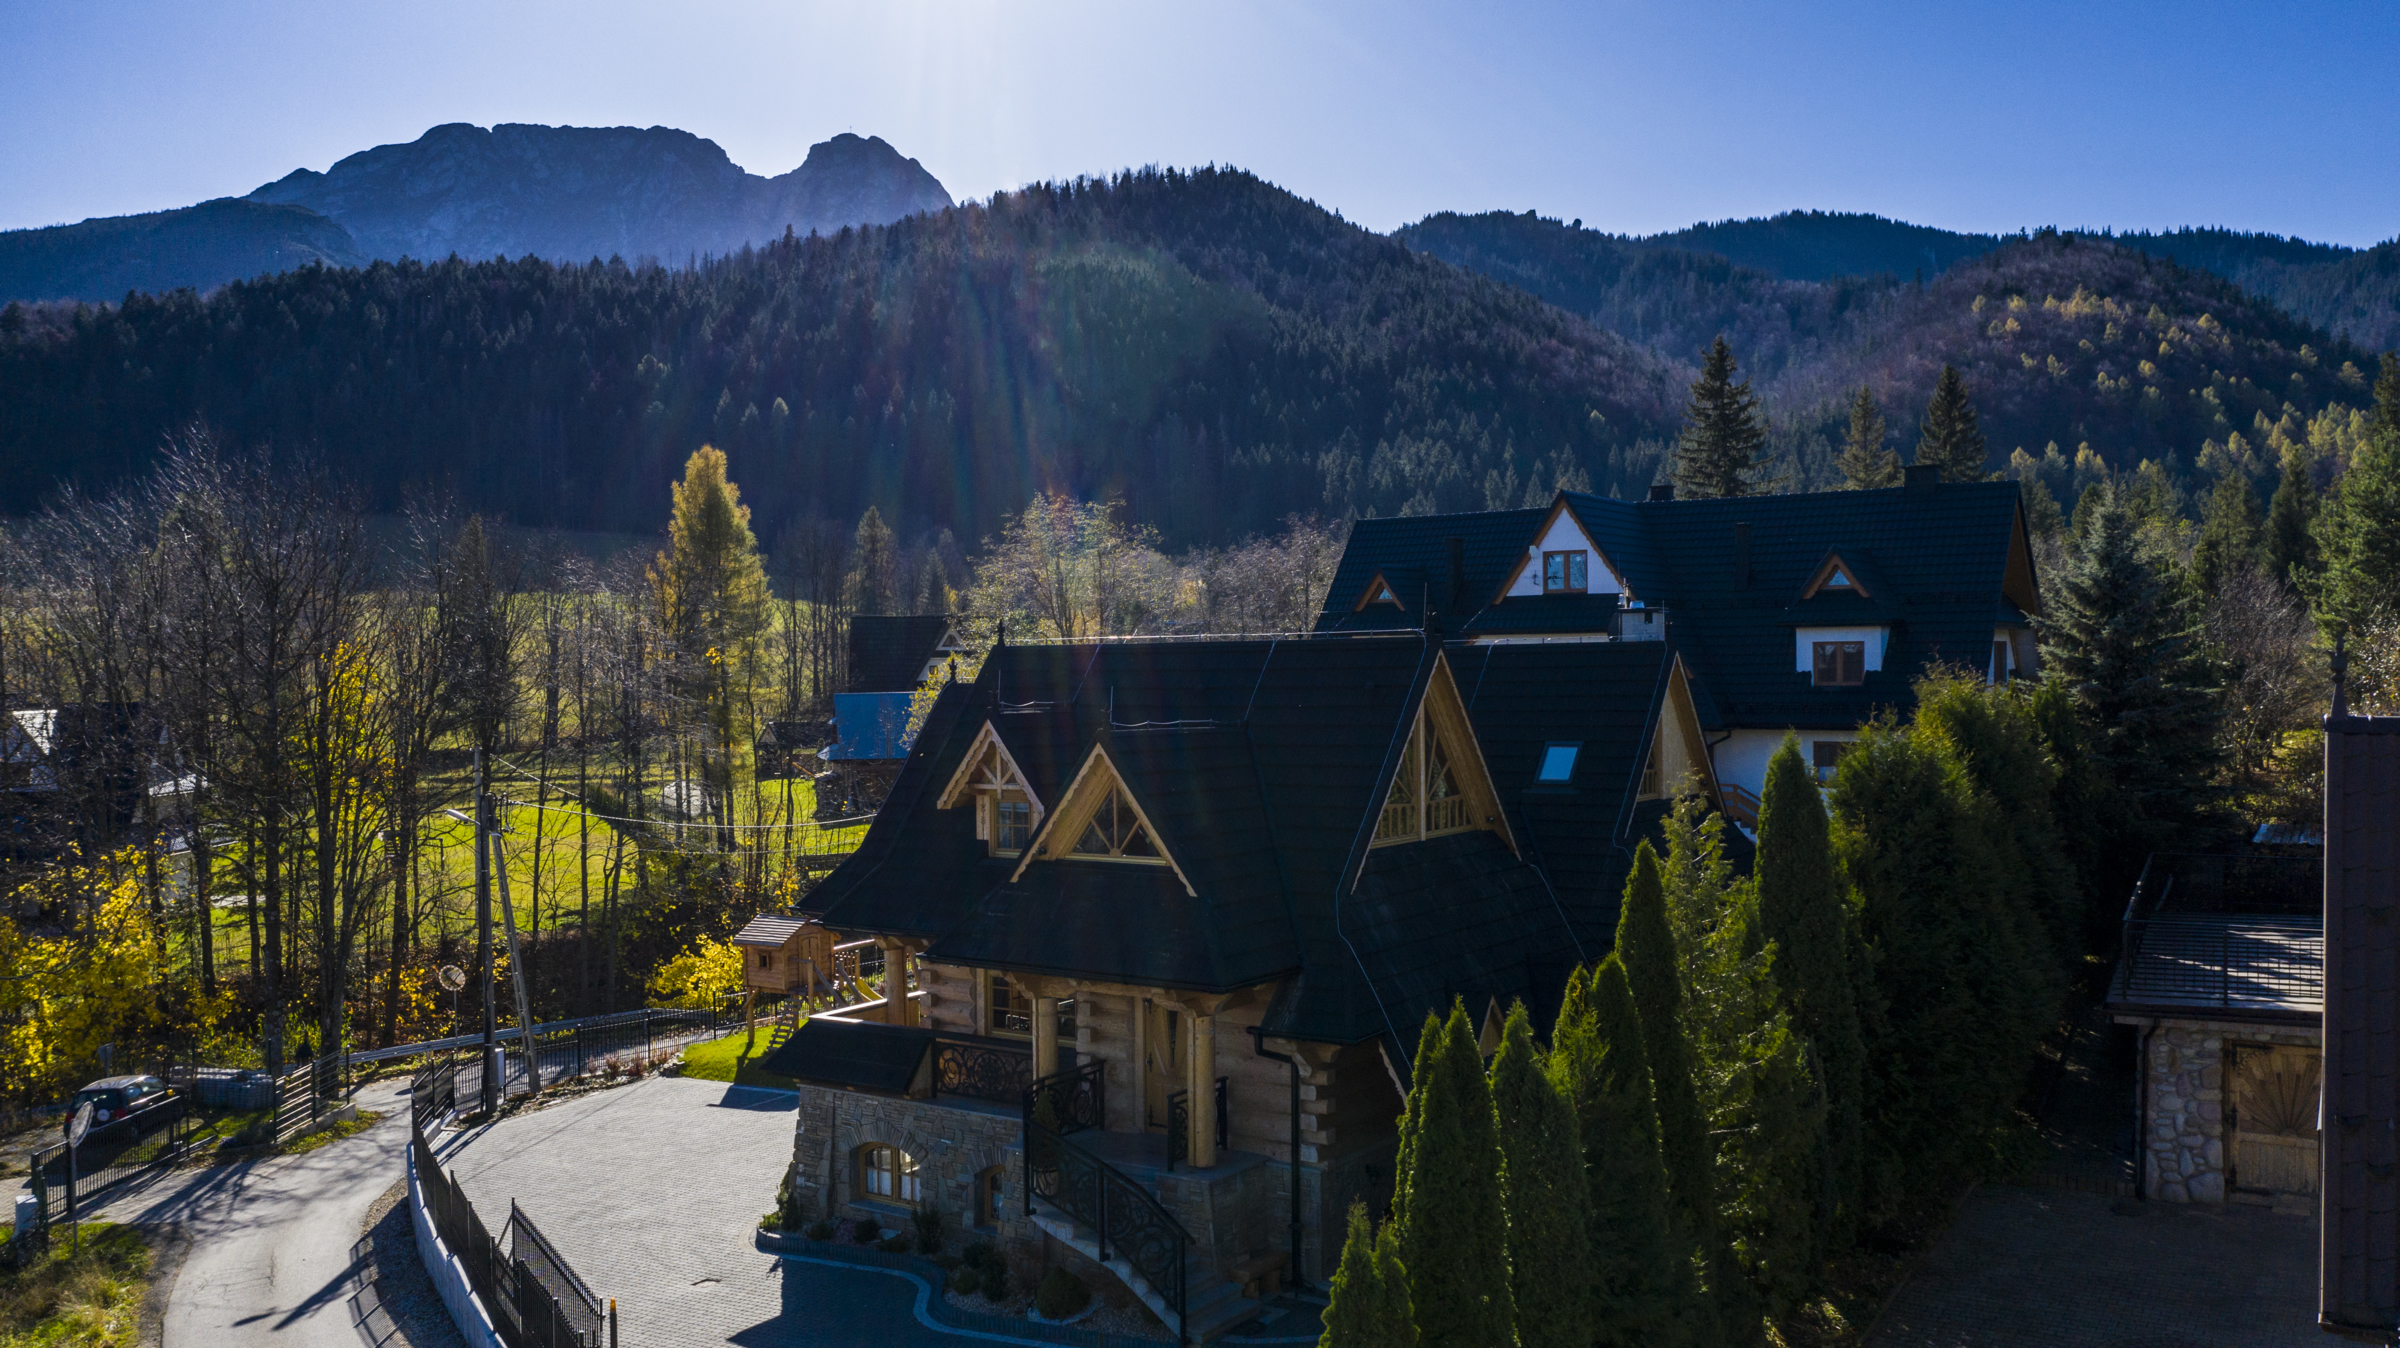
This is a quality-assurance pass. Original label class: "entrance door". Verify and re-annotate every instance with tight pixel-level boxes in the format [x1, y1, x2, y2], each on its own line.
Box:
[1144, 1002, 1186, 1132]
[2230, 1043, 2321, 1196]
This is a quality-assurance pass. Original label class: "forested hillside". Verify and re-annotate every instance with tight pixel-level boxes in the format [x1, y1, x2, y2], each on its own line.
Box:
[0, 169, 1688, 546]
[1404, 211, 2379, 482]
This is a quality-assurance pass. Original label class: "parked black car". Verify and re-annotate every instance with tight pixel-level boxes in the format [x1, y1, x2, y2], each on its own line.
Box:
[63, 1074, 171, 1136]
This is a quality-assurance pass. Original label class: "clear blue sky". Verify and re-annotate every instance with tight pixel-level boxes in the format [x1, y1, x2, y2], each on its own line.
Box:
[4, 0, 2394, 245]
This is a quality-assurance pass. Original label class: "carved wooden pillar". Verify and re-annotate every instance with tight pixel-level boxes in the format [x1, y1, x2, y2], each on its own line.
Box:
[1190, 1012, 1218, 1168]
[876, 938, 914, 1026]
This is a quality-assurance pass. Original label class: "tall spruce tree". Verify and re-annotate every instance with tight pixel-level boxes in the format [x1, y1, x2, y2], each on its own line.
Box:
[1392, 1003, 1517, 1348]
[1754, 735, 1865, 1249]
[1836, 386, 1901, 490]
[2265, 453, 2321, 590]
[1490, 1002, 1592, 1348]
[1913, 365, 1987, 482]
[1674, 337, 1771, 498]
[2190, 471, 2265, 595]
[1551, 961, 1692, 1348]
[2037, 487, 2224, 839]
[1321, 1203, 1417, 1348]
[2317, 353, 2400, 631]
[1615, 841, 1710, 1245]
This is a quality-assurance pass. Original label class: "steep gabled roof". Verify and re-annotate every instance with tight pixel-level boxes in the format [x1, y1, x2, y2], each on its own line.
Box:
[1316, 508, 1546, 632]
[848, 614, 961, 693]
[805, 632, 1575, 1054]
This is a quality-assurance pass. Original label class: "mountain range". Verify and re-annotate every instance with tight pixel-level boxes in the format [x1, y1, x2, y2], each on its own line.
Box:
[0, 125, 2392, 548]
[0, 124, 953, 303]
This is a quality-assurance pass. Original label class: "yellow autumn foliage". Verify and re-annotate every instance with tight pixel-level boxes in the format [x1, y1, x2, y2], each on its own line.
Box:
[648, 935, 744, 1010]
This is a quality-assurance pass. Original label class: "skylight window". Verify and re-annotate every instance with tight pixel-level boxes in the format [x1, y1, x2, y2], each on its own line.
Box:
[1536, 743, 1580, 784]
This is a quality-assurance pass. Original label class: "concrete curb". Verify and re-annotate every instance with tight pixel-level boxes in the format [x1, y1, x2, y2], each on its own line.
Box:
[407, 1132, 503, 1348]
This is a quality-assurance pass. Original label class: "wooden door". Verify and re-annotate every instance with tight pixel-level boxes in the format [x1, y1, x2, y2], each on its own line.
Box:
[1144, 1002, 1185, 1132]
[2231, 1042, 2321, 1196]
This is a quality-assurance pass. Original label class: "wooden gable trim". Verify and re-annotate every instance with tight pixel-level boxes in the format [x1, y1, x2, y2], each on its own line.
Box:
[2001, 503, 2042, 617]
[1663, 656, 1723, 805]
[1352, 571, 1408, 612]
[1799, 549, 1873, 601]
[933, 720, 1043, 820]
[1488, 494, 1632, 605]
[1359, 650, 1518, 871]
[1008, 742, 1198, 897]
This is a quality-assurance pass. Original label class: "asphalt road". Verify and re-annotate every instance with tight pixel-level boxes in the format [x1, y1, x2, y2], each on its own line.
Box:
[82, 1078, 413, 1348]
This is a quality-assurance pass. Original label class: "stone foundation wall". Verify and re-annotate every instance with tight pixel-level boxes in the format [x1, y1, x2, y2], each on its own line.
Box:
[2132, 1017, 2320, 1204]
[786, 1085, 1025, 1238]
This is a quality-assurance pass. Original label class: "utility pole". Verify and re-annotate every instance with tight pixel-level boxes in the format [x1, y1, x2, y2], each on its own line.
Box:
[474, 749, 498, 1109]
[489, 809, 541, 1097]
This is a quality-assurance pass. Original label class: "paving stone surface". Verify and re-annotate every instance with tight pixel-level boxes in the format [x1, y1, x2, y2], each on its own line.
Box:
[438, 1075, 990, 1348]
[1866, 1184, 2320, 1348]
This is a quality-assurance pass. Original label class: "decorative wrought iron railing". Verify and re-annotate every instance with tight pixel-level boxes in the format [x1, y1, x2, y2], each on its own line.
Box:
[933, 1035, 1035, 1105]
[1165, 1076, 1230, 1171]
[1024, 1059, 1107, 1134]
[1024, 1118, 1191, 1345]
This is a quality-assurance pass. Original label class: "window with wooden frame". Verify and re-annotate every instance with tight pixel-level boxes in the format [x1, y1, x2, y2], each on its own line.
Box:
[1071, 786, 1163, 861]
[1812, 640, 1866, 687]
[1375, 709, 1474, 844]
[759, 951, 775, 972]
[991, 790, 1033, 854]
[1542, 550, 1590, 594]
[858, 1143, 921, 1205]
[1812, 740, 1851, 783]
[982, 972, 1076, 1040]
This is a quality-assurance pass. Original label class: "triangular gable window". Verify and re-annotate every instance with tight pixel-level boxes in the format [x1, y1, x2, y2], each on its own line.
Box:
[1375, 710, 1474, 844]
[1357, 573, 1405, 610]
[1072, 786, 1162, 860]
[1824, 566, 1853, 589]
[1801, 551, 1875, 601]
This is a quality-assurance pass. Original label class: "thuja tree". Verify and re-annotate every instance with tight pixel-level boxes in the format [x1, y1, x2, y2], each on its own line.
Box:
[1912, 675, 2081, 981]
[1658, 798, 1823, 1333]
[1830, 722, 2051, 1194]
[1392, 1002, 1517, 1348]
[1754, 735, 1866, 1249]
[1550, 959, 1694, 1348]
[1615, 842, 1713, 1253]
[1490, 1002, 1591, 1348]
[1320, 1202, 1416, 1348]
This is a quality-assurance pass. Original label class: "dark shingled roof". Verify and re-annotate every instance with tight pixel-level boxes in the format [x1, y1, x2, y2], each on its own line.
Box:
[1316, 482, 2034, 728]
[2321, 711, 2400, 1336]
[757, 1018, 935, 1095]
[807, 632, 1615, 1057]
[849, 615, 959, 693]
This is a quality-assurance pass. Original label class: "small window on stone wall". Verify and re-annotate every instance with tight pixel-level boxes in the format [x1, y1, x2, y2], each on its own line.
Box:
[859, 1143, 920, 1205]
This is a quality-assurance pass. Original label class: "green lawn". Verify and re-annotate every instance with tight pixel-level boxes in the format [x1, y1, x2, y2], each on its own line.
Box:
[676, 1030, 799, 1090]
[0, 1221, 150, 1348]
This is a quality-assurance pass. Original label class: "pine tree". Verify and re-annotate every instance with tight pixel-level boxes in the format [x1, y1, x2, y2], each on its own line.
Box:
[851, 505, 899, 615]
[2318, 353, 2400, 631]
[1614, 842, 1713, 1266]
[1393, 1002, 1517, 1348]
[1550, 961, 1690, 1347]
[2189, 471, 2264, 595]
[1674, 337, 1771, 499]
[1321, 1203, 1417, 1348]
[1753, 735, 1864, 1250]
[1835, 386, 1901, 490]
[2265, 453, 2321, 590]
[1490, 1002, 1591, 1348]
[1914, 365, 1987, 482]
[2037, 486, 2224, 838]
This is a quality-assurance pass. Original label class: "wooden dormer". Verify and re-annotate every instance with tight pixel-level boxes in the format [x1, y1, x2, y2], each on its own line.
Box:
[1010, 743, 1197, 895]
[1491, 497, 1630, 602]
[1369, 653, 1514, 855]
[1353, 571, 1408, 612]
[935, 721, 1044, 855]
[1636, 655, 1721, 805]
[1798, 549, 1877, 601]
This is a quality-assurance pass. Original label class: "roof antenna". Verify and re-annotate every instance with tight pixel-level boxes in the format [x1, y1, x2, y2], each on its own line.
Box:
[2331, 627, 2350, 719]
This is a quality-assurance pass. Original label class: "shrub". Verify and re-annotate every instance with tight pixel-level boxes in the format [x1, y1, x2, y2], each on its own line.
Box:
[950, 1267, 983, 1297]
[1035, 1268, 1090, 1320]
[803, 1220, 836, 1241]
[878, 1235, 912, 1254]
[979, 1261, 1010, 1302]
[911, 1205, 945, 1254]
[962, 1241, 999, 1273]
[850, 1218, 883, 1245]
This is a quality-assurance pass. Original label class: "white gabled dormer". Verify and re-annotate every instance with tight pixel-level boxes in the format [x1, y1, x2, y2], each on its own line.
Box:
[935, 721, 1044, 855]
[1494, 499, 1627, 600]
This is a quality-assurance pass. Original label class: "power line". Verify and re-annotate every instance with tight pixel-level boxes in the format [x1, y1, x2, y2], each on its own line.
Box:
[486, 752, 869, 833]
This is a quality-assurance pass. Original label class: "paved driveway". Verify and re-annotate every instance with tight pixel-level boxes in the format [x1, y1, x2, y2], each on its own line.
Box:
[1866, 1185, 2320, 1348]
[440, 1075, 1037, 1348]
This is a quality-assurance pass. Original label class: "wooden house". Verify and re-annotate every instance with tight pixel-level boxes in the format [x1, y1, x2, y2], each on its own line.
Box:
[731, 915, 839, 1001]
[1316, 468, 2041, 828]
[776, 629, 1719, 1341]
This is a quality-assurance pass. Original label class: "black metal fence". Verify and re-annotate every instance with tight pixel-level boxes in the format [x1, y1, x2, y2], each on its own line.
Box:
[932, 1035, 1034, 1105]
[410, 1079, 607, 1348]
[1024, 1060, 1107, 1134]
[26, 1091, 196, 1223]
[1165, 1076, 1229, 1171]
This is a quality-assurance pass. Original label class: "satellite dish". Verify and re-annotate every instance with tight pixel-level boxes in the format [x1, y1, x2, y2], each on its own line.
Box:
[68, 1101, 93, 1148]
[439, 965, 468, 993]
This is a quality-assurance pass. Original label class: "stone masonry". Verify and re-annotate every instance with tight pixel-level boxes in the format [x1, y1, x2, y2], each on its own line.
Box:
[786, 1084, 1029, 1244]
[2139, 1018, 2319, 1204]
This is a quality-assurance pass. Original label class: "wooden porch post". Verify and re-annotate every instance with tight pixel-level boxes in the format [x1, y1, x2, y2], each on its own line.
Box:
[876, 938, 915, 1026]
[1190, 1013, 1217, 1168]
[1032, 996, 1059, 1078]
